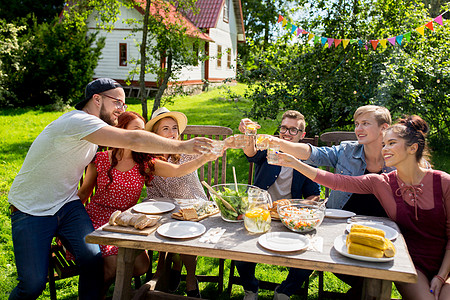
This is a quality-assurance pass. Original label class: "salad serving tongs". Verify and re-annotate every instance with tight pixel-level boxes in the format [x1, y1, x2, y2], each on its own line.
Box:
[201, 181, 237, 213]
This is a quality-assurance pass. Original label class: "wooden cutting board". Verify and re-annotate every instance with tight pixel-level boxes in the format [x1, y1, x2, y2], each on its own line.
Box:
[102, 224, 159, 236]
[171, 209, 219, 221]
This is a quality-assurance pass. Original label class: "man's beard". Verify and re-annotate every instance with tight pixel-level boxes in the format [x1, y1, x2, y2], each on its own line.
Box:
[99, 105, 117, 126]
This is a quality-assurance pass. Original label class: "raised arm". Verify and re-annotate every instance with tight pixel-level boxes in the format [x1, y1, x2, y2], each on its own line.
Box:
[275, 152, 319, 180]
[273, 138, 312, 160]
[77, 162, 98, 205]
[83, 126, 212, 155]
[152, 153, 219, 177]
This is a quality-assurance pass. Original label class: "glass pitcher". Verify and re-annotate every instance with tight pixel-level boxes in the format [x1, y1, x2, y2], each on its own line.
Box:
[244, 187, 272, 233]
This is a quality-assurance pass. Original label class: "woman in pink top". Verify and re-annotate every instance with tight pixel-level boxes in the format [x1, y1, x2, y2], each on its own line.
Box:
[274, 115, 450, 300]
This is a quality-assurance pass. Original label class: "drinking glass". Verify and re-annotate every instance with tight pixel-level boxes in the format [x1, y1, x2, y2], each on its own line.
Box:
[233, 134, 250, 148]
[211, 140, 225, 155]
[267, 143, 280, 164]
[255, 134, 270, 151]
[245, 123, 257, 136]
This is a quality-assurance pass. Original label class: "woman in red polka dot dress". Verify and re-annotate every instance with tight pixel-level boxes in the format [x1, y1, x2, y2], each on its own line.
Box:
[77, 111, 218, 296]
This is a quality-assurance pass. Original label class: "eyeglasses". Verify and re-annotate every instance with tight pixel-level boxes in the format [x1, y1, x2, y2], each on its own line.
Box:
[101, 94, 128, 111]
[279, 125, 303, 135]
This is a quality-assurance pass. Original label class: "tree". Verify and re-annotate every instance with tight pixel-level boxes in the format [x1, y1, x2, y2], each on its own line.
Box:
[237, 0, 450, 149]
[0, 0, 65, 23]
[0, 17, 105, 108]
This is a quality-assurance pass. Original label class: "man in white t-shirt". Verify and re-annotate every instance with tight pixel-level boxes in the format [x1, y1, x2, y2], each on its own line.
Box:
[8, 78, 212, 300]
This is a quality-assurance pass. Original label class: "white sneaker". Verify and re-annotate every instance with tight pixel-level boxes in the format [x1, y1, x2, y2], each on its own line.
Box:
[273, 287, 290, 300]
[243, 290, 258, 300]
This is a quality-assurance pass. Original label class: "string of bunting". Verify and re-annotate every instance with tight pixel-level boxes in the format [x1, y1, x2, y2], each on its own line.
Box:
[277, 11, 448, 50]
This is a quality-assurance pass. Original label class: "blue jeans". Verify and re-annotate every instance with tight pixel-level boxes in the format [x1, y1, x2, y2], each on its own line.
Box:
[9, 200, 103, 300]
[235, 261, 312, 296]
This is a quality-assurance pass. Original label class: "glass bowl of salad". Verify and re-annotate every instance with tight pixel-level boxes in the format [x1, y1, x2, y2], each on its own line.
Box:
[210, 183, 270, 222]
[277, 200, 325, 232]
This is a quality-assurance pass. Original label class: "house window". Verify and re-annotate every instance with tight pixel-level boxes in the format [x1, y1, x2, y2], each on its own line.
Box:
[119, 43, 127, 66]
[227, 48, 232, 69]
[217, 45, 222, 68]
[223, 0, 229, 23]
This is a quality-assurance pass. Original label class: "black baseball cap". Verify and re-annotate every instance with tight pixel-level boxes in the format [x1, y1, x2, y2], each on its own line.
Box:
[75, 78, 123, 110]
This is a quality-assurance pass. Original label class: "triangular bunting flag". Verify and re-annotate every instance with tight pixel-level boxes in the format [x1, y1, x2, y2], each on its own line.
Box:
[291, 25, 297, 35]
[425, 21, 434, 31]
[396, 35, 403, 46]
[334, 39, 342, 47]
[302, 30, 308, 34]
[404, 32, 411, 42]
[286, 22, 292, 31]
[282, 19, 287, 27]
[277, 15, 283, 23]
[350, 39, 358, 44]
[327, 38, 334, 48]
[314, 35, 320, 44]
[308, 33, 314, 42]
[358, 40, 364, 47]
[296, 27, 302, 36]
[379, 39, 387, 48]
[321, 37, 327, 45]
[434, 15, 443, 26]
[342, 39, 350, 49]
[416, 26, 425, 36]
[364, 44, 368, 51]
[388, 37, 396, 46]
[371, 40, 379, 50]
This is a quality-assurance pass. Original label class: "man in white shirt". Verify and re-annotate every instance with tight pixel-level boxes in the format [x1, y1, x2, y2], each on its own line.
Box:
[8, 78, 211, 300]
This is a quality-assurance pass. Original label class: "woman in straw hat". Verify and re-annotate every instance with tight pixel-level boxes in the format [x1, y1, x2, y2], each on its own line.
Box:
[145, 107, 207, 297]
[77, 111, 217, 297]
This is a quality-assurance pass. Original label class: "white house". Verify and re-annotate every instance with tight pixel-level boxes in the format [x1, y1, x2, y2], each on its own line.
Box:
[86, 0, 245, 96]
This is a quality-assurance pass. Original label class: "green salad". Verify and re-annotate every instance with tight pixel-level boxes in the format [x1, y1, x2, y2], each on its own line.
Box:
[213, 187, 249, 221]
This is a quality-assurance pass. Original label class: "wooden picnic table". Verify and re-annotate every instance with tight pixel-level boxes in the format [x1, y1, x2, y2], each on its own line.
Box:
[85, 199, 417, 300]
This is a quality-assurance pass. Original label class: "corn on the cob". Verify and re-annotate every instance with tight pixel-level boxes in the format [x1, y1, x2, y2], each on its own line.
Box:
[347, 232, 388, 250]
[384, 239, 396, 258]
[347, 242, 384, 258]
[350, 224, 385, 237]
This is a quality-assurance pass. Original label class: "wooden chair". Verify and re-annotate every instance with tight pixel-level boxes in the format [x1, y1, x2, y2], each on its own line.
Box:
[227, 135, 319, 297]
[318, 131, 357, 300]
[139, 125, 233, 296]
[48, 242, 79, 300]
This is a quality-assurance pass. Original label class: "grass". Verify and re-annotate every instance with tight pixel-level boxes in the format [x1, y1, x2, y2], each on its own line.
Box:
[2, 83, 450, 299]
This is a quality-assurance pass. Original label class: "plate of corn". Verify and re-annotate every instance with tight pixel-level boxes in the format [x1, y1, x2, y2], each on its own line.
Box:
[346, 222, 398, 241]
[334, 234, 395, 262]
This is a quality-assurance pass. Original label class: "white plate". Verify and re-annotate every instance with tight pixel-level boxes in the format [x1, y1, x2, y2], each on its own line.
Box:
[325, 209, 356, 219]
[157, 221, 206, 239]
[333, 234, 394, 262]
[346, 222, 398, 240]
[132, 202, 175, 214]
[258, 232, 310, 252]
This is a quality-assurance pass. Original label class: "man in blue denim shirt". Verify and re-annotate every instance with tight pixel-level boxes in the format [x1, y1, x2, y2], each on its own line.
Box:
[236, 110, 320, 300]
[274, 105, 394, 296]
[276, 105, 394, 216]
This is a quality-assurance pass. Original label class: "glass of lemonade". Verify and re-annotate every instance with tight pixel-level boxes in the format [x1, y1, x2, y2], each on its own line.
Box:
[256, 134, 270, 151]
[244, 188, 271, 233]
[267, 142, 280, 164]
[245, 123, 257, 136]
[211, 140, 225, 155]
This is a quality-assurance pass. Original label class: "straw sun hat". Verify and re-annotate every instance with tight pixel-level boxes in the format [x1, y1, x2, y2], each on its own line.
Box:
[145, 107, 188, 133]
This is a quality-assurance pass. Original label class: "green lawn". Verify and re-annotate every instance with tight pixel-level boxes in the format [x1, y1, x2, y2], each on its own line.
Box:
[2, 83, 449, 299]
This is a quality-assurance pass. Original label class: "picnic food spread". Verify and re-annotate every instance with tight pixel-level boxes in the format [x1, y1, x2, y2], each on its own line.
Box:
[172, 201, 218, 221]
[270, 199, 291, 219]
[346, 224, 396, 258]
[278, 202, 325, 232]
[108, 210, 159, 230]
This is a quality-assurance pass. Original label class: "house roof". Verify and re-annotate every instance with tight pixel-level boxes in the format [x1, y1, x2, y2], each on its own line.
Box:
[183, 0, 245, 42]
[133, 0, 213, 42]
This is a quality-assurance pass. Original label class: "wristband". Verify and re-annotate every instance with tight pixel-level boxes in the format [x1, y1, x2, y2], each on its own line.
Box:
[435, 275, 446, 284]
